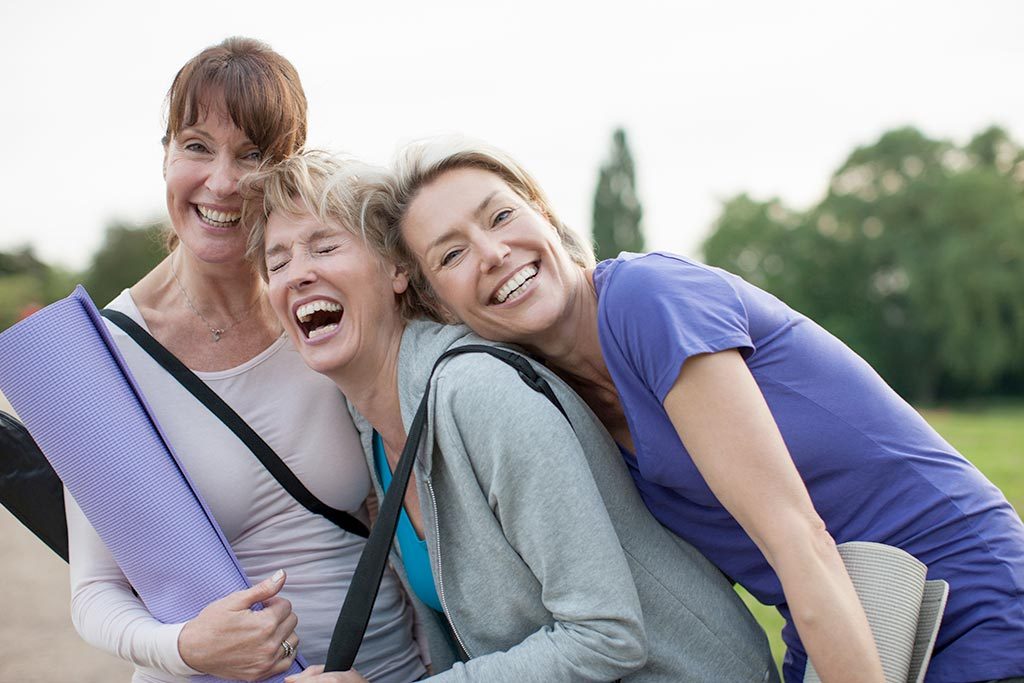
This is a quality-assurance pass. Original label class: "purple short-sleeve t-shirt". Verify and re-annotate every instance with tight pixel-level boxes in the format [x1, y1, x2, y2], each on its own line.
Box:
[593, 252, 1024, 682]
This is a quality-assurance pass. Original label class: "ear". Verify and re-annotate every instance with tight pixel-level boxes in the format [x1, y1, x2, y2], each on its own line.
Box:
[391, 264, 409, 295]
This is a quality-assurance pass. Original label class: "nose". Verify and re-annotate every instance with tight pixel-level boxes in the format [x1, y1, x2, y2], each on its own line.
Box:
[206, 154, 241, 199]
[286, 254, 318, 290]
[477, 232, 511, 273]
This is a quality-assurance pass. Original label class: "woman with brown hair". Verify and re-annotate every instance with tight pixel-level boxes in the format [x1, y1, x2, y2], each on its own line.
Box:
[65, 38, 425, 683]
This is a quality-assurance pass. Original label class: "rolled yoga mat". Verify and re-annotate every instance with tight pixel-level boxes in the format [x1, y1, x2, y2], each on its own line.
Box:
[0, 286, 304, 682]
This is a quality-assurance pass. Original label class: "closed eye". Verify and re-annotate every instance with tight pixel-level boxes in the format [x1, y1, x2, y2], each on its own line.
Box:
[267, 257, 290, 273]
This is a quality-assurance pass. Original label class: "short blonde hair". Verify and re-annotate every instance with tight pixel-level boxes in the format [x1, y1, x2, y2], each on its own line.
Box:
[240, 151, 423, 310]
[362, 136, 596, 322]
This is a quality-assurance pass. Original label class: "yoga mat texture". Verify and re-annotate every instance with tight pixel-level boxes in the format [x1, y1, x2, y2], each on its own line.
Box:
[0, 286, 304, 681]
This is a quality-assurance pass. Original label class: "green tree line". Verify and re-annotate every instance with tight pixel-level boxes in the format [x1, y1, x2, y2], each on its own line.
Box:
[5, 125, 1023, 403]
[702, 125, 1024, 402]
[0, 221, 166, 331]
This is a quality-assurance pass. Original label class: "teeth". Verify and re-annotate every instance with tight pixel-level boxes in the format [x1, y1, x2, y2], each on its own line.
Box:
[296, 300, 342, 322]
[494, 265, 538, 303]
[197, 205, 242, 225]
[307, 323, 338, 339]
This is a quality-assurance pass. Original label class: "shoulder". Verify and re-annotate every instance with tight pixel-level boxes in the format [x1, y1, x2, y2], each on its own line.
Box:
[434, 343, 543, 406]
[596, 253, 756, 398]
[102, 289, 144, 324]
[432, 344, 574, 444]
[596, 252, 750, 340]
[596, 252, 742, 311]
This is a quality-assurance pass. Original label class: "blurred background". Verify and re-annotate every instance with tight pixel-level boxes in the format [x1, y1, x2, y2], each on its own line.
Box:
[2, 0, 1022, 678]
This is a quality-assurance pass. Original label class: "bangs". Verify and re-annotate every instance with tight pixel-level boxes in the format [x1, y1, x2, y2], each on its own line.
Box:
[165, 43, 306, 161]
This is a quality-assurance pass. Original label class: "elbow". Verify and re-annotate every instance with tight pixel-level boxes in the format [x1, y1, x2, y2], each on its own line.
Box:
[591, 617, 649, 678]
[759, 512, 836, 572]
[619, 633, 649, 674]
[69, 580, 95, 640]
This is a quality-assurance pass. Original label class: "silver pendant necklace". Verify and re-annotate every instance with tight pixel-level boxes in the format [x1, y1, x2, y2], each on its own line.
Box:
[170, 251, 262, 342]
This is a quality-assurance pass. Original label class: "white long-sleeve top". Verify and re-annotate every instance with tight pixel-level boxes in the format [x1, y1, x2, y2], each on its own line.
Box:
[66, 290, 424, 683]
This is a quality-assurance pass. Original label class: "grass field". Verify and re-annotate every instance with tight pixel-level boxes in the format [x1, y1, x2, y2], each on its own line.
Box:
[739, 401, 1024, 672]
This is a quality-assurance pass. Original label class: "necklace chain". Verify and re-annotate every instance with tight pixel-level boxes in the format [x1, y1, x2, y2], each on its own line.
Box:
[171, 251, 263, 342]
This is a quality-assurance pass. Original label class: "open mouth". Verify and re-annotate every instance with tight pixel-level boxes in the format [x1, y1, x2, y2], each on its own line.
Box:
[196, 205, 242, 228]
[492, 263, 539, 304]
[295, 299, 343, 339]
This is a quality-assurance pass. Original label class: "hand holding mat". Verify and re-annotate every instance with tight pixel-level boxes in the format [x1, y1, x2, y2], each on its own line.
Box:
[0, 286, 304, 682]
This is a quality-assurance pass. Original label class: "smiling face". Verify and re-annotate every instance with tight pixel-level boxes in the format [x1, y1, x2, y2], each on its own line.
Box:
[401, 167, 583, 346]
[163, 96, 263, 264]
[264, 207, 408, 377]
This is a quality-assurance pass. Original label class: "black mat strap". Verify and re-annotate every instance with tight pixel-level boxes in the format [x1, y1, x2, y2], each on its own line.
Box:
[0, 410, 68, 561]
[324, 344, 568, 671]
[101, 308, 369, 539]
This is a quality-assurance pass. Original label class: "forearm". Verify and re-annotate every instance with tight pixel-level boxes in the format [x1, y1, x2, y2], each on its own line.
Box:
[770, 521, 882, 682]
[663, 352, 883, 682]
[70, 578, 194, 675]
[66, 491, 197, 675]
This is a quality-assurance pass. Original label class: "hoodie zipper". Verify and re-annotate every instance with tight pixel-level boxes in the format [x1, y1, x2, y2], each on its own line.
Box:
[425, 476, 472, 659]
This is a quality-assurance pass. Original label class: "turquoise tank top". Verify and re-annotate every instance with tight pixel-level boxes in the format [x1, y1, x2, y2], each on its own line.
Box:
[372, 432, 443, 612]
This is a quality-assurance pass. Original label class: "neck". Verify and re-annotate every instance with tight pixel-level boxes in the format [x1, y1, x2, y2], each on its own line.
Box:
[520, 267, 615, 393]
[171, 248, 264, 315]
[330, 322, 408, 457]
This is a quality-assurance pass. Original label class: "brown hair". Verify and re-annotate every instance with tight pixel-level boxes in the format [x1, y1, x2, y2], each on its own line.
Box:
[163, 37, 308, 250]
[362, 136, 596, 322]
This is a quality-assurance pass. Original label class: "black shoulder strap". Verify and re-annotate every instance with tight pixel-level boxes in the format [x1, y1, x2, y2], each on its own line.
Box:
[101, 308, 369, 539]
[324, 343, 569, 671]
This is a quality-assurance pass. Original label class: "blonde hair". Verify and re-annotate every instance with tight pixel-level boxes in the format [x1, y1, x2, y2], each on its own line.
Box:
[239, 151, 424, 319]
[361, 136, 596, 322]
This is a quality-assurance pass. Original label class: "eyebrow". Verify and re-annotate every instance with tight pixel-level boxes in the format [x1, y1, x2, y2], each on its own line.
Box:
[264, 242, 289, 260]
[423, 190, 501, 254]
[176, 125, 211, 141]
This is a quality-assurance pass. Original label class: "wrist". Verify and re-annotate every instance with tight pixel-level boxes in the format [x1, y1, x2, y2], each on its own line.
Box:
[174, 620, 206, 675]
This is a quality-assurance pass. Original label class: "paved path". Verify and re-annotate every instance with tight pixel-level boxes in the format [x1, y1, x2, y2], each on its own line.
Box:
[1, 393, 133, 680]
[1, 506, 133, 681]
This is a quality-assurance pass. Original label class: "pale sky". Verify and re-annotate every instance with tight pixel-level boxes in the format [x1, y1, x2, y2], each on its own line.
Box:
[2, 0, 1022, 271]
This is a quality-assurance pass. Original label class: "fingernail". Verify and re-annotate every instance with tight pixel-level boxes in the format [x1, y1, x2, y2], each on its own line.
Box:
[271, 569, 284, 583]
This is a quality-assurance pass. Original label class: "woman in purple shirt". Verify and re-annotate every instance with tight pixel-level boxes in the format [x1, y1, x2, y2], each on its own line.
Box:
[364, 137, 1024, 683]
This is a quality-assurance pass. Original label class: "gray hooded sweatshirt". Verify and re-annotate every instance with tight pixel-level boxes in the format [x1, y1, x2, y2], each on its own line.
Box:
[352, 320, 777, 682]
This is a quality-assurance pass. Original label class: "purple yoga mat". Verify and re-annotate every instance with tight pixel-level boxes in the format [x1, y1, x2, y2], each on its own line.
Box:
[0, 286, 304, 681]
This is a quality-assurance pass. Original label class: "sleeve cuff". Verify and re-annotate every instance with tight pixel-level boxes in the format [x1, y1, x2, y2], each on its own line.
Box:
[159, 622, 204, 677]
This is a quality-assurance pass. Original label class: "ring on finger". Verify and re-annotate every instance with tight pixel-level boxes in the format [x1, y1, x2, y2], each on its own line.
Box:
[280, 638, 296, 659]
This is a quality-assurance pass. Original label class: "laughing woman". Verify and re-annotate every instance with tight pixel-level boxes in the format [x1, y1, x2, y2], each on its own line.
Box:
[65, 39, 423, 683]
[366, 137, 1024, 683]
[241, 151, 778, 683]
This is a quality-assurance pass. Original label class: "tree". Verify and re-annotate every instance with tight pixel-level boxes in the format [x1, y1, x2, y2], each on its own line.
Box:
[592, 128, 645, 260]
[81, 220, 168, 307]
[0, 247, 76, 331]
[704, 125, 1024, 402]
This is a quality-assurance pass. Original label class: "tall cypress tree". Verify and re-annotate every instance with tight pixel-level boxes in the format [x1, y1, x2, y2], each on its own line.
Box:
[592, 128, 645, 260]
